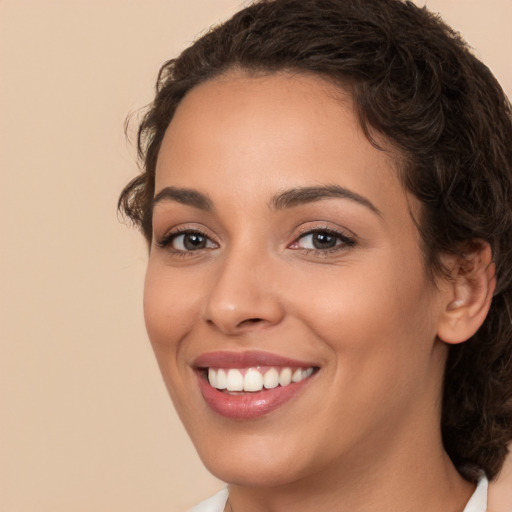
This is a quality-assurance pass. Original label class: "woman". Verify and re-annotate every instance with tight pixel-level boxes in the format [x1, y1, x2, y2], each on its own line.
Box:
[119, 0, 512, 510]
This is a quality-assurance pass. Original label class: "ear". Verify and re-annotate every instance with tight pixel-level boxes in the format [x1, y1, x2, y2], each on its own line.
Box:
[436, 241, 496, 345]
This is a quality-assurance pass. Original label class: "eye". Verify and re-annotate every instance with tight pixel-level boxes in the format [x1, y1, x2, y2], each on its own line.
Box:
[157, 230, 217, 252]
[297, 231, 340, 250]
[289, 228, 355, 252]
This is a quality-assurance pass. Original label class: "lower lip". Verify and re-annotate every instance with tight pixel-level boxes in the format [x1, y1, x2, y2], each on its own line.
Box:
[197, 372, 314, 419]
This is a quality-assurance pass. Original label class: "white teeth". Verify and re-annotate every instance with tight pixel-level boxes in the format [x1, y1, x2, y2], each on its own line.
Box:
[208, 368, 217, 388]
[279, 367, 292, 386]
[208, 366, 315, 392]
[291, 368, 303, 383]
[244, 368, 263, 392]
[217, 369, 227, 389]
[263, 368, 279, 389]
[226, 369, 244, 391]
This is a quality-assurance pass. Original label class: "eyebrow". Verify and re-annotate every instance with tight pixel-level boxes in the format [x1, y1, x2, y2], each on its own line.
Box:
[153, 187, 213, 211]
[152, 184, 381, 216]
[271, 185, 381, 216]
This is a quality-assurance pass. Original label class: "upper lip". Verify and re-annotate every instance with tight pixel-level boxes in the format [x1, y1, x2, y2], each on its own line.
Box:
[193, 350, 318, 369]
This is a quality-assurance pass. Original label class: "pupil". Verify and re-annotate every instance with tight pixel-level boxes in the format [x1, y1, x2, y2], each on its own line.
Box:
[184, 233, 206, 250]
[313, 232, 336, 249]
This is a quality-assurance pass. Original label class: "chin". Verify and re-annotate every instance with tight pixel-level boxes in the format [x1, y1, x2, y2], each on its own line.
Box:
[202, 455, 302, 488]
[191, 428, 313, 488]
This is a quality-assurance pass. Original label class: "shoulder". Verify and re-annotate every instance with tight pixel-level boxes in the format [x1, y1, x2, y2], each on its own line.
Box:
[187, 488, 229, 512]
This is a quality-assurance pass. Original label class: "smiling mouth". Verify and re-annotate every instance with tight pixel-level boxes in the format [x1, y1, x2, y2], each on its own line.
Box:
[206, 366, 316, 393]
[193, 351, 320, 418]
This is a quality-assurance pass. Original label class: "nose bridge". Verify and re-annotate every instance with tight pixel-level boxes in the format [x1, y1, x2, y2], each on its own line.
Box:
[202, 238, 284, 333]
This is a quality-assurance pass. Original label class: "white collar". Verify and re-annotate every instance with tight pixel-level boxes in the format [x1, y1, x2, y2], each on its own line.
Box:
[463, 477, 488, 512]
[189, 477, 488, 512]
[188, 487, 228, 512]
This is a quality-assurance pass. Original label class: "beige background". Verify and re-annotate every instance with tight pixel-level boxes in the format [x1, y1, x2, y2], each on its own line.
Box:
[1, 1, 511, 510]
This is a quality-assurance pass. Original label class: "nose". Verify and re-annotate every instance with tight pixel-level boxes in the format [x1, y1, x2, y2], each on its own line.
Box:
[202, 247, 285, 335]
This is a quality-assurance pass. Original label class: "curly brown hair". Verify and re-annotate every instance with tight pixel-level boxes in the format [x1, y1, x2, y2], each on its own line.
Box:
[119, 0, 512, 481]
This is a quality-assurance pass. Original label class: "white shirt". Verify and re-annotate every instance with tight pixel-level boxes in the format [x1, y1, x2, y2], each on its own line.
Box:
[188, 477, 488, 512]
[188, 488, 228, 512]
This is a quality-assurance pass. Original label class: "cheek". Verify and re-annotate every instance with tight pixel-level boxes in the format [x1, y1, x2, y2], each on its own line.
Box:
[283, 253, 438, 373]
[291, 261, 440, 434]
[143, 262, 199, 358]
[143, 263, 204, 417]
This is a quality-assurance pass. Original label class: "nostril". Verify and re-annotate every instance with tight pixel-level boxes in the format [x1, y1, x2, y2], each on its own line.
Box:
[206, 317, 262, 326]
[239, 318, 264, 326]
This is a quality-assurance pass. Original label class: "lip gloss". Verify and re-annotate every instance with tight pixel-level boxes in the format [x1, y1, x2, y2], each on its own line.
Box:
[197, 372, 314, 419]
[194, 351, 318, 419]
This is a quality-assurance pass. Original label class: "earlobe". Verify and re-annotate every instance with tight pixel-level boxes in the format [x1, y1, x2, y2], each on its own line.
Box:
[437, 241, 496, 345]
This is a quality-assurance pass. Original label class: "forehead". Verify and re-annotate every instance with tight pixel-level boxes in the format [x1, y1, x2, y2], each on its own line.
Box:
[155, 71, 411, 217]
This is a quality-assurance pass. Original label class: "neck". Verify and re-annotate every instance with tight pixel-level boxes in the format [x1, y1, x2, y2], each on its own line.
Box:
[226, 425, 475, 512]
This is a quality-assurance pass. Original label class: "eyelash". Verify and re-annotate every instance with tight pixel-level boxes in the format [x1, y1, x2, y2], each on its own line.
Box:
[289, 227, 356, 255]
[156, 226, 356, 256]
[156, 228, 217, 256]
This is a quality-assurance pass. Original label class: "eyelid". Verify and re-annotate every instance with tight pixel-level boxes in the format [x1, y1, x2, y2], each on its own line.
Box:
[153, 222, 356, 256]
[155, 224, 219, 251]
[288, 224, 357, 252]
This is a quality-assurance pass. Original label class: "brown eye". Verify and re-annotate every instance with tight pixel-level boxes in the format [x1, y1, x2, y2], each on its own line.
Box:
[157, 230, 217, 252]
[294, 230, 353, 251]
[310, 232, 338, 249]
[176, 233, 208, 250]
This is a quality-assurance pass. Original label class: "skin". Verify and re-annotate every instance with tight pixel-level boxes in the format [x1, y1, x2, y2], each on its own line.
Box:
[488, 447, 512, 512]
[144, 71, 478, 511]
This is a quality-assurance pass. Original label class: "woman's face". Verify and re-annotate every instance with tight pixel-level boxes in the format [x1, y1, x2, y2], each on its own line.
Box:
[144, 72, 450, 487]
